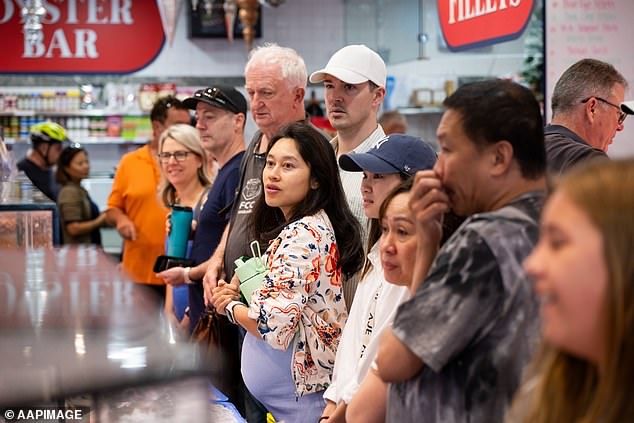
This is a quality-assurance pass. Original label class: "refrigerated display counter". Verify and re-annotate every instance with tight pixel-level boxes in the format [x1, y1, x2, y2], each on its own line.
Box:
[0, 179, 60, 247]
[0, 246, 244, 422]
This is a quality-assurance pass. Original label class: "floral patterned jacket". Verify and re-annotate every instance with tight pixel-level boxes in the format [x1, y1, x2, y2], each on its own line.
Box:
[247, 209, 348, 396]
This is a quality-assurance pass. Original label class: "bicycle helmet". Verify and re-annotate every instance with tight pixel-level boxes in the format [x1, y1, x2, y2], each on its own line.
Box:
[30, 121, 68, 144]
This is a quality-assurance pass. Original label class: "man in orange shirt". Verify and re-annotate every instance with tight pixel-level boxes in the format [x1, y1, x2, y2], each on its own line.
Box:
[106, 96, 190, 298]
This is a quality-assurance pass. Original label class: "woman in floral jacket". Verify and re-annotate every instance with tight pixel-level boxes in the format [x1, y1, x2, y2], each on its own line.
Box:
[213, 122, 364, 422]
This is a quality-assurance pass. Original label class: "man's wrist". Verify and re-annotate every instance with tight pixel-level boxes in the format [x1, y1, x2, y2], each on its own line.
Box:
[212, 247, 225, 264]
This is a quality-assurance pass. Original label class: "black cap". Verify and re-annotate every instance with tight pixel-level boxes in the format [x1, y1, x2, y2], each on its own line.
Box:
[183, 85, 247, 115]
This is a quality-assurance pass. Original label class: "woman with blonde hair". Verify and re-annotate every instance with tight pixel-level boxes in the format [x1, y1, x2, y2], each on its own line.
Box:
[157, 124, 211, 208]
[157, 124, 211, 328]
[509, 159, 634, 423]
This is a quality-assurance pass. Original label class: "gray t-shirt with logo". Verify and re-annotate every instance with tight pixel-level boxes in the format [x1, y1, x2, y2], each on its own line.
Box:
[387, 192, 544, 423]
[224, 131, 266, 282]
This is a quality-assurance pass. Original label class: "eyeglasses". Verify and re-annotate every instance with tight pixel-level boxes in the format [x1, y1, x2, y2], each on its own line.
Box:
[195, 87, 240, 114]
[158, 151, 191, 163]
[581, 96, 627, 125]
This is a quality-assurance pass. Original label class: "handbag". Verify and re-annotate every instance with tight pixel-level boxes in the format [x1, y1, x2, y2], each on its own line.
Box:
[190, 306, 223, 360]
[234, 240, 267, 303]
[189, 306, 241, 402]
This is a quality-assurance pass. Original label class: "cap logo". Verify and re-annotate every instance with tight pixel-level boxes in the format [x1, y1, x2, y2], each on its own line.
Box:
[190, 86, 242, 115]
[372, 136, 390, 150]
[202, 88, 228, 106]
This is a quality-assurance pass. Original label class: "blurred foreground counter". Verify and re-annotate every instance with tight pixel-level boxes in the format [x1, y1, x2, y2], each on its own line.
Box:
[0, 179, 60, 247]
[0, 246, 244, 422]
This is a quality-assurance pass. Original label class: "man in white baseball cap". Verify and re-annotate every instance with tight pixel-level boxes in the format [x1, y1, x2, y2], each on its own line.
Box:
[310, 44, 387, 88]
[310, 44, 388, 310]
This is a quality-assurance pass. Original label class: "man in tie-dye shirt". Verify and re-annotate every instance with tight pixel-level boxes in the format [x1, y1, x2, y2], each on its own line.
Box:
[375, 80, 547, 423]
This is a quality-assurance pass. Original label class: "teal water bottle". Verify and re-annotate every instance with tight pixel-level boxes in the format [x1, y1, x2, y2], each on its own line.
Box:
[167, 205, 193, 258]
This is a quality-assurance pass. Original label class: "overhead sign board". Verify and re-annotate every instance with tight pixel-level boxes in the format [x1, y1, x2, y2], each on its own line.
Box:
[0, 0, 165, 73]
[438, 0, 534, 51]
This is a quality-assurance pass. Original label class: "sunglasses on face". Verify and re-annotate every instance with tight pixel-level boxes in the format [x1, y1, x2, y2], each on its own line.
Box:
[581, 96, 627, 125]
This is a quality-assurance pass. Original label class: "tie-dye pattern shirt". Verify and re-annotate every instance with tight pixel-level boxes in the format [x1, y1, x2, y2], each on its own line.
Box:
[387, 192, 544, 423]
[247, 209, 348, 396]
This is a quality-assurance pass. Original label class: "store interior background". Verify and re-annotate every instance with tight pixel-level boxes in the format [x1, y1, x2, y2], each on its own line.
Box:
[3, 0, 633, 254]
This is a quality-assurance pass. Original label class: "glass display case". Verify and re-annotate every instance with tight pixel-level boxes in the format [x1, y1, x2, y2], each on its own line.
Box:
[0, 246, 244, 422]
[0, 179, 60, 247]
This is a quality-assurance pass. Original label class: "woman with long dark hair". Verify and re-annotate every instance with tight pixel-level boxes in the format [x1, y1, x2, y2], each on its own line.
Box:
[56, 145, 107, 245]
[323, 134, 437, 422]
[213, 122, 364, 422]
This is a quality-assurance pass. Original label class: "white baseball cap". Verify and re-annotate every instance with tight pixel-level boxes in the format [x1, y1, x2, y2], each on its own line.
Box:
[309, 44, 387, 87]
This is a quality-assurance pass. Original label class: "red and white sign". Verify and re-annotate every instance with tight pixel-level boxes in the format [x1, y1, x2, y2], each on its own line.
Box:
[438, 0, 534, 51]
[0, 0, 165, 73]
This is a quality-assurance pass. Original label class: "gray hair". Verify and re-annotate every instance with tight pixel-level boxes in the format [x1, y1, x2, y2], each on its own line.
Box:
[551, 58, 628, 117]
[245, 42, 307, 90]
[158, 123, 211, 206]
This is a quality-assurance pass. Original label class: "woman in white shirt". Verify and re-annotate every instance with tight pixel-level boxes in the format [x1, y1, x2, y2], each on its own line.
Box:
[322, 134, 437, 422]
[347, 176, 444, 422]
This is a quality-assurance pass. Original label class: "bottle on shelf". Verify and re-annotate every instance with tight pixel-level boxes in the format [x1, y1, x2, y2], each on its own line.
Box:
[55, 91, 66, 112]
[0, 83, 160, 144]
[67, 89, 81, 112]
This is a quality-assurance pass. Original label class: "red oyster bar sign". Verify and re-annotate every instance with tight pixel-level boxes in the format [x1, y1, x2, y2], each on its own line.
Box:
[438, 0, 534, 51]
[0, 0, 165, 73]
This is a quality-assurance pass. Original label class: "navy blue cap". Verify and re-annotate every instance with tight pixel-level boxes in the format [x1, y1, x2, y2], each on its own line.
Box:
[183, 85, 247, 115]
[339, 134, 437, 176]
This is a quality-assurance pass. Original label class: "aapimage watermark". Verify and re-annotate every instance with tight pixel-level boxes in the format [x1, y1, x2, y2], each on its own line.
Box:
[2, 407, 90, 422]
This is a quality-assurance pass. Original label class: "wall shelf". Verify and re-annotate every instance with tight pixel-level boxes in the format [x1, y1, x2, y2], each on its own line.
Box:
[5, 137, 148, 145]
[0, 110, 147, 117]
[397, 107, 444, 115]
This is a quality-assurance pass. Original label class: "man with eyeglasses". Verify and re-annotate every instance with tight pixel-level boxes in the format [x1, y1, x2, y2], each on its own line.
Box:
[545, 58, 634, 176]
[106, 96, 190, 299]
